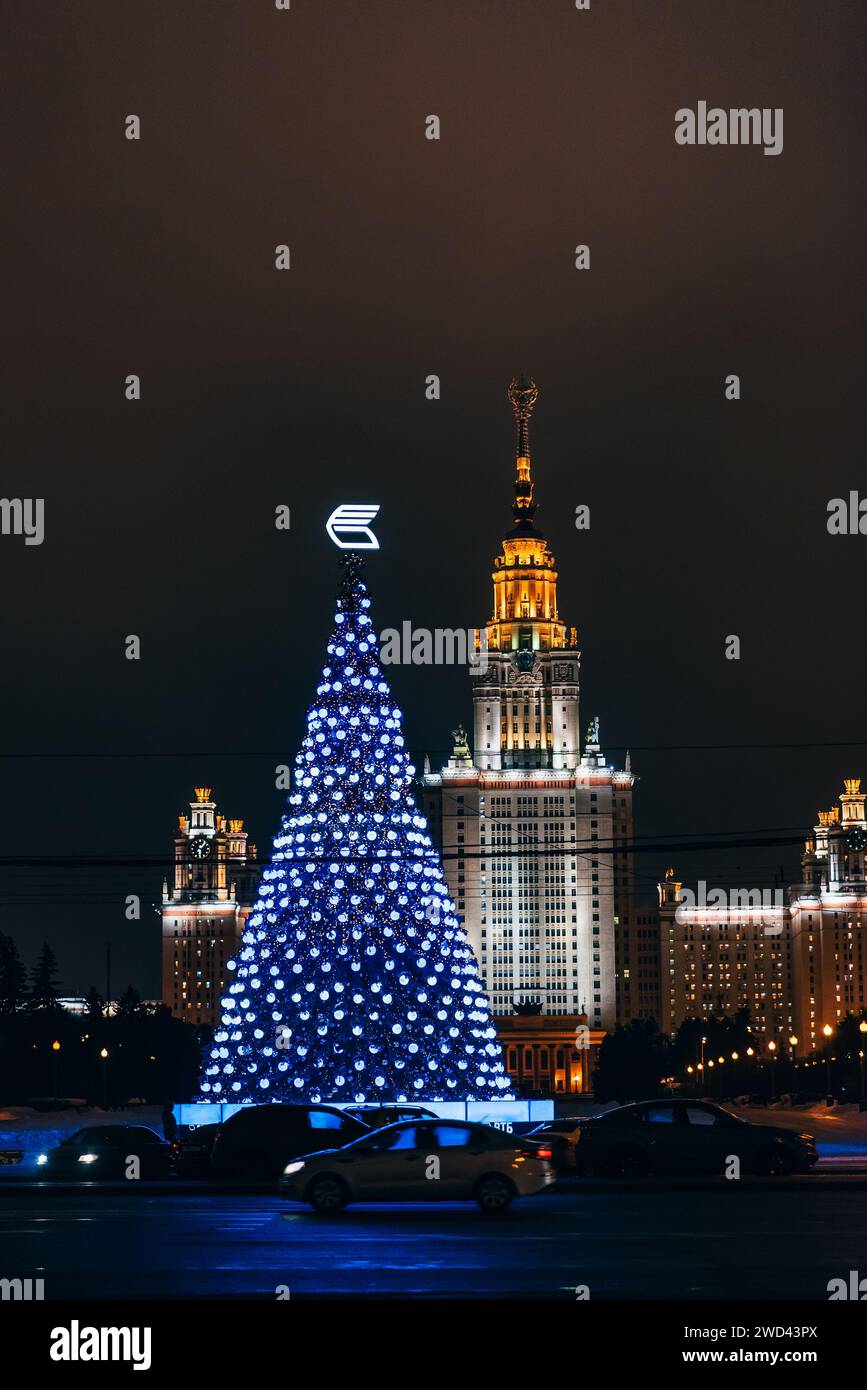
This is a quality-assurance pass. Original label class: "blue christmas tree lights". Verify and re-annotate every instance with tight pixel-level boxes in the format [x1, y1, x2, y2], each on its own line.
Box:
[202, 556, 513, 1103]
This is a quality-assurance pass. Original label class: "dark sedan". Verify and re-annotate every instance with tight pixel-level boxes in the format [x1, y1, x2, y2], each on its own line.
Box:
[36, 1126, 172, 1179]
[210, 1103, 371, 1180]
[171, 1122, 220, 1177]
[576, 1100, 817, 1177]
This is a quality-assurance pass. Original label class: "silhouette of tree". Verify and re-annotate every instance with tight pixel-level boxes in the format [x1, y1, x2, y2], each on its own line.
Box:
[85, 986, 105, 1020]
[593, 1018, 668, 1103]
[0, 933, 28, 1014]
[28, 942, 62, 1012]
[117, 985, 142, 1018]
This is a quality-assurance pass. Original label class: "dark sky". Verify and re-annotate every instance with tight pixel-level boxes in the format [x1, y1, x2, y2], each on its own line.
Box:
[2, 0, 864, 997]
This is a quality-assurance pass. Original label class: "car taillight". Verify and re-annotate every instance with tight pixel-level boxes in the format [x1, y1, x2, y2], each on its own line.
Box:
[534, 1146, 553, 1159]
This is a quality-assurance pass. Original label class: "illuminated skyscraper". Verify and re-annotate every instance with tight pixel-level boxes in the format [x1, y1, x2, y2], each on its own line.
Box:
[423, 379, 637, 1036]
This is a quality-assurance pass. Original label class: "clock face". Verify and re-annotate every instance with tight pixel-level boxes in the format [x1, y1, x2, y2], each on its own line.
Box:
[189, 835, 211, 860]
[846, 828, 867, 853]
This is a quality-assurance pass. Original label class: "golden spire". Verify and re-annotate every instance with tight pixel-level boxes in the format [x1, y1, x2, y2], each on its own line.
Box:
[844, 777, 862, 795]
[194, 787, 212, 803]
[508, 374, 539, 527]
[229, 819, 244, 833]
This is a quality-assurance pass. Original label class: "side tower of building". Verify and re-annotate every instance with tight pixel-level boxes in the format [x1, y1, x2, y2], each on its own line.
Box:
[790, 778, 867, 1053]
[161, 787, 258, 1025]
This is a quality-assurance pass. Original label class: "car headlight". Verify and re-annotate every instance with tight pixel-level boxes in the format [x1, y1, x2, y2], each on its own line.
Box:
[283, 1160, 305, 1175]
[77, 1153, 99, 1164]
[36, 1154, 48, 1166]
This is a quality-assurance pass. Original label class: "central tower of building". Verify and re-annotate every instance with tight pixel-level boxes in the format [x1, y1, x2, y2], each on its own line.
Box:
[472, 375, 580, 770]
[423, 379, 642, 1055]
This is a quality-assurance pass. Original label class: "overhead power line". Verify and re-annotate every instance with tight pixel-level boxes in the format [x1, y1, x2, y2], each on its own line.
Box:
[0, 738, 864, 758]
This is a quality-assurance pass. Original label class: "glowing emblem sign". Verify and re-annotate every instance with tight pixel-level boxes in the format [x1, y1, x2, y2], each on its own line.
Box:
[325, 503, 381, 550]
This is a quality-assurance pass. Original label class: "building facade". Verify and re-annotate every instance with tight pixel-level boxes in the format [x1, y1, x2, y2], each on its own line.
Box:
[790, 779, 867, 1053]
[422, 377, 637, 1031]
[659, 778, 867, 1053]
[161, 788, 258, 1026]
[497, 1012, 605, 1095]
[658, 869, 791, 1042]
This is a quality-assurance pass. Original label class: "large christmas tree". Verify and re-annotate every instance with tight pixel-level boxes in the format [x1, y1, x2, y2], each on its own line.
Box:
[202, 556, 512, 1104]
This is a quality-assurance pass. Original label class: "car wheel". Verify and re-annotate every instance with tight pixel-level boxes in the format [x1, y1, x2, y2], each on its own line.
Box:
[755, 1145, 796, 1177]
[306, 1174, 349, 1214]
[604, 1146, 650, 1178]
[474, 1174, 514, 1212]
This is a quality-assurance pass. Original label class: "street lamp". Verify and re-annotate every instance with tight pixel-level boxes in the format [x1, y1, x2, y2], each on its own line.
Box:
[768, 1040, 777, 1102]
[51, 1040, 60, 1099]
[822, 1024, 834, 1106]
[99, 1047, 109, 1108]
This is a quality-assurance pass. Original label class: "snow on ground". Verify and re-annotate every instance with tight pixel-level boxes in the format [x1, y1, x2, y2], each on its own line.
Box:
[0, 1105, 168, 1176]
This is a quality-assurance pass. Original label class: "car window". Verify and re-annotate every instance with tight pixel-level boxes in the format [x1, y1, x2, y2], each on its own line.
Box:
[127, 1128, 161, 1145]
[644, 1106, 678, 1125]
[365, 1126, 420, 1151]
[231, 1108, 293, 1131]
[307, 1110, 355, 1133]
[69, 1128, 114, 1145]
[685, 1106, 720, 1127]
[428, 1125, 476, 1148]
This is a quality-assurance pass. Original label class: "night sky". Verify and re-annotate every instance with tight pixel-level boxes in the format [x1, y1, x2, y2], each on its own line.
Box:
[2, 0, 864, 998]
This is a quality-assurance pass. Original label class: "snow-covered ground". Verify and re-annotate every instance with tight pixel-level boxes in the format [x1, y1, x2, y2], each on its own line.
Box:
[0, 1105, 168, 1176]
[729, 1102, 867, 1167]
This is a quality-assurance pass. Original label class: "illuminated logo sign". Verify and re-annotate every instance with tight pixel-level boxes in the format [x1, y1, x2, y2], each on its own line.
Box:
[325, 504, 380, 550]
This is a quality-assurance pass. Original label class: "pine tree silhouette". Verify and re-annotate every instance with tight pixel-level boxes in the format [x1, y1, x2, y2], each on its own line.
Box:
[28, 941, 62, 1012]
[0, 933, 28, 1013]
[202, 557, 512, 1104]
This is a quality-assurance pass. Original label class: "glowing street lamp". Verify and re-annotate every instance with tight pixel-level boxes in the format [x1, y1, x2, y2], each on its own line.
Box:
[99, 1047, 110, 1108]
[767, 1039, 777, 1101]
[51, 1039, 61, 1098]
[822, 1025, 834, 1105]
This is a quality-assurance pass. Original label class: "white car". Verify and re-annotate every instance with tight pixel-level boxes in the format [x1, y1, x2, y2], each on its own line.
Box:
[279, 1117, 555, 1212]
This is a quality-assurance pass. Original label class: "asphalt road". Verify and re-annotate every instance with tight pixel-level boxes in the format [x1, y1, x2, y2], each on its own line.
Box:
[1, 1178, 864, 1299]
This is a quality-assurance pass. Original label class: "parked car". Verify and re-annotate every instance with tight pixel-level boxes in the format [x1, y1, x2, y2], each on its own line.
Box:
[526, 1118, 586, 1171]
[36, 1126, 172, 1179]
[575, 1099, 817, 1177]
[210, 1103, 371, 1180]
[278, 1117, 556, 1212]
[171, 1123, 220, 1177]
[343, 1104, 438, 1129]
